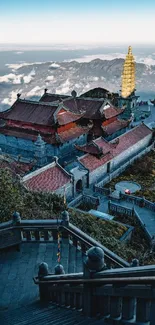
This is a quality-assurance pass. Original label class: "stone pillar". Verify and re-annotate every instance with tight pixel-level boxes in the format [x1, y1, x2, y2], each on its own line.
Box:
[130, 258, 139, 267]
[83, 246, 106, 317]
[12, 211, 21, 225]
[38, 262, 49, 301]
[12, 211, 22, 251]
[34, 134, 47, 167]
[136, 298, 151, 323]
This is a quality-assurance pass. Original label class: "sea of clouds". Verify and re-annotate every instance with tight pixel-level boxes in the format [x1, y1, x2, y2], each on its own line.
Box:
[0, 50, 155, 110]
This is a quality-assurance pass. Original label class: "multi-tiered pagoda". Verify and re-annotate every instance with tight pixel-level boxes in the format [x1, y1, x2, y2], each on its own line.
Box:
[118, 46, 139, 119]
[121, 46, 135, 98]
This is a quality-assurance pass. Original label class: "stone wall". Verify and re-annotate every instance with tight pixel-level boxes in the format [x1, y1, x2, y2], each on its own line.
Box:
[89, 163, 108, 185]
[55, 181, 73, 201]
[0, 133, 87, 161]
[110, 133, 152, 171]
[95, 143, 154, 188]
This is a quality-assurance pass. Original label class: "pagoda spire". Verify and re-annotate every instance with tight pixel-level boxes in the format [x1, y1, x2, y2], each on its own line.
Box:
[121, 46, 135, 98]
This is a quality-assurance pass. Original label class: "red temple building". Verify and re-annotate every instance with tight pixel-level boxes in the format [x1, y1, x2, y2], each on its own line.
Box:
[0, 90, 129, 164]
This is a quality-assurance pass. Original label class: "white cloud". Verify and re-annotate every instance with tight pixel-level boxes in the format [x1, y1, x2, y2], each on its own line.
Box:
[67, 53, 126, 63]
[56, 79, 71, 94]
[50, 63, 60, 68]
[26, 86, 43, 98]
[0, 73, 23, 84]
[2, 90, 21, 106]
[14, 51, 24, 55]
[0, 69, 35, 85]
[6, 62, 48, 71]
[46, 75, 54, 81]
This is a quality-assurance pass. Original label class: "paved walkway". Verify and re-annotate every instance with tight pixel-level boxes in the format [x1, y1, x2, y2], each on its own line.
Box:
[97, 196, 155, 237]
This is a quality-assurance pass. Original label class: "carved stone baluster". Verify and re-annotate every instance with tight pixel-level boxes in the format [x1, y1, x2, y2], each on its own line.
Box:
[122, 297, 136, 322]
[25, 230, 31, 241]
[34, 230, 40, 241]
[110, 295, 122, 321]
[70, 287, 75, 309]
[44, 230, 49, 241]
[65, 288, 70, 307]
[73, 237, 78, 248]
[101, 295, 110, 318]
[136, 298, 151, 323]
[150, 298, 155, 325]
[81, 243, 87, 253]
[52, 229, 58, 242]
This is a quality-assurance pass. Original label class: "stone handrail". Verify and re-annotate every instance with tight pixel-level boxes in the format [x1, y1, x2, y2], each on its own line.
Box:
[0, 218, 129, 268]
[34, 264, 155, 324]
[121, 192, 155, 211]
[66, 223, 130, 267]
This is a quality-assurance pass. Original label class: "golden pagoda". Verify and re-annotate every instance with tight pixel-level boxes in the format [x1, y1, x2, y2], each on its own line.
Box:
[121, 46, 135, 98]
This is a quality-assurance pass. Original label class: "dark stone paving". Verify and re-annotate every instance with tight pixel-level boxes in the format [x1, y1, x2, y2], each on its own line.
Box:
[0, 242, 83, 311]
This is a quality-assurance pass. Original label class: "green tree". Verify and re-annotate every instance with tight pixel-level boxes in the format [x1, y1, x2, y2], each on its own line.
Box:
[0, 168, 23, 222]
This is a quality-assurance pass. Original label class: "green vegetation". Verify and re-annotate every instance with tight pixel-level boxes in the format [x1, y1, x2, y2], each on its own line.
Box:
[0, 168, 65, 223]
[105, 151, 155, 201]
[70, 208, 155, 265]
[77, 201, 97, 211]
[1, 166, 155, 265]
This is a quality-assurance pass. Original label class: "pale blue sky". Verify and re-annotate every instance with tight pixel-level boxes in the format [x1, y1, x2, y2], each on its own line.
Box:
[0, 0, 155, 44]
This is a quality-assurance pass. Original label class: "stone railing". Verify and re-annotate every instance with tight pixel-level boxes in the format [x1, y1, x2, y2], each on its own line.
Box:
[108, 201, 153, 243]
[121, 193, 155, 212]
[108, 200, 134, 217]
[94, 184, 110, 196]
[68, 193, 99, 209]
[0, 213, 129, 268]
[34, 248, 155, 325]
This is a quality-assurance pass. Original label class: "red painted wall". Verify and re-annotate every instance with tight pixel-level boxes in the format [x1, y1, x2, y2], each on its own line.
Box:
[102, 116, 117, 126]
[7, 120, 55, 134]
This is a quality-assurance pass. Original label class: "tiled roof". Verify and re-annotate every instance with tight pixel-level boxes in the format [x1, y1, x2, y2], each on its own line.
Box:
[102, 119, 129, 135]
[75, 142, 102, 155]
[94, 138, 112, 154]
[0, 99, 58, 126]
[58, 125, 89, 142]
[104, 106, 123, 119]
[40, 93, 71, 103]
[63, 98, 104, 119]
[79, 124, 152, 172]
[23, 163, 71, 192]
[0, 159, 34, 176]
[76, 138, 111, 156]
[111, 123, 152, 157]
[57, 110, 83, 125]
[80, 152, 112, 172]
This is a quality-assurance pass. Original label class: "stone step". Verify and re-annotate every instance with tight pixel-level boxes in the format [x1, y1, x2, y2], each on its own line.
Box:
[0, 302, 106, 325]
[0, 241, 83, 311]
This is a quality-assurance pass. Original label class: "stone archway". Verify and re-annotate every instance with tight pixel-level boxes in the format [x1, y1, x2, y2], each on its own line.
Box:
[76, 179, 83, 193]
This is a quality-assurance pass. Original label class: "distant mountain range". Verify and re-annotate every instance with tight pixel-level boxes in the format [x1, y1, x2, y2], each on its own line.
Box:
[0, 58, 155, 111]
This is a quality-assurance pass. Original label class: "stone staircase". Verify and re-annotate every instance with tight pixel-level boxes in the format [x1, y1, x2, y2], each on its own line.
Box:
[0, 242, 83, 311]
[0, 302, 106, 325]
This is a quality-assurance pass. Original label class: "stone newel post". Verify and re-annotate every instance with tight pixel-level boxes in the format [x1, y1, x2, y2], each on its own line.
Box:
[38, 262, 49, 301]
[83, 246, 106, 317]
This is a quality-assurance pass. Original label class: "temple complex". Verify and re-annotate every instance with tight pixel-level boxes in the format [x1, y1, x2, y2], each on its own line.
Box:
[0, 92, 128, 164]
